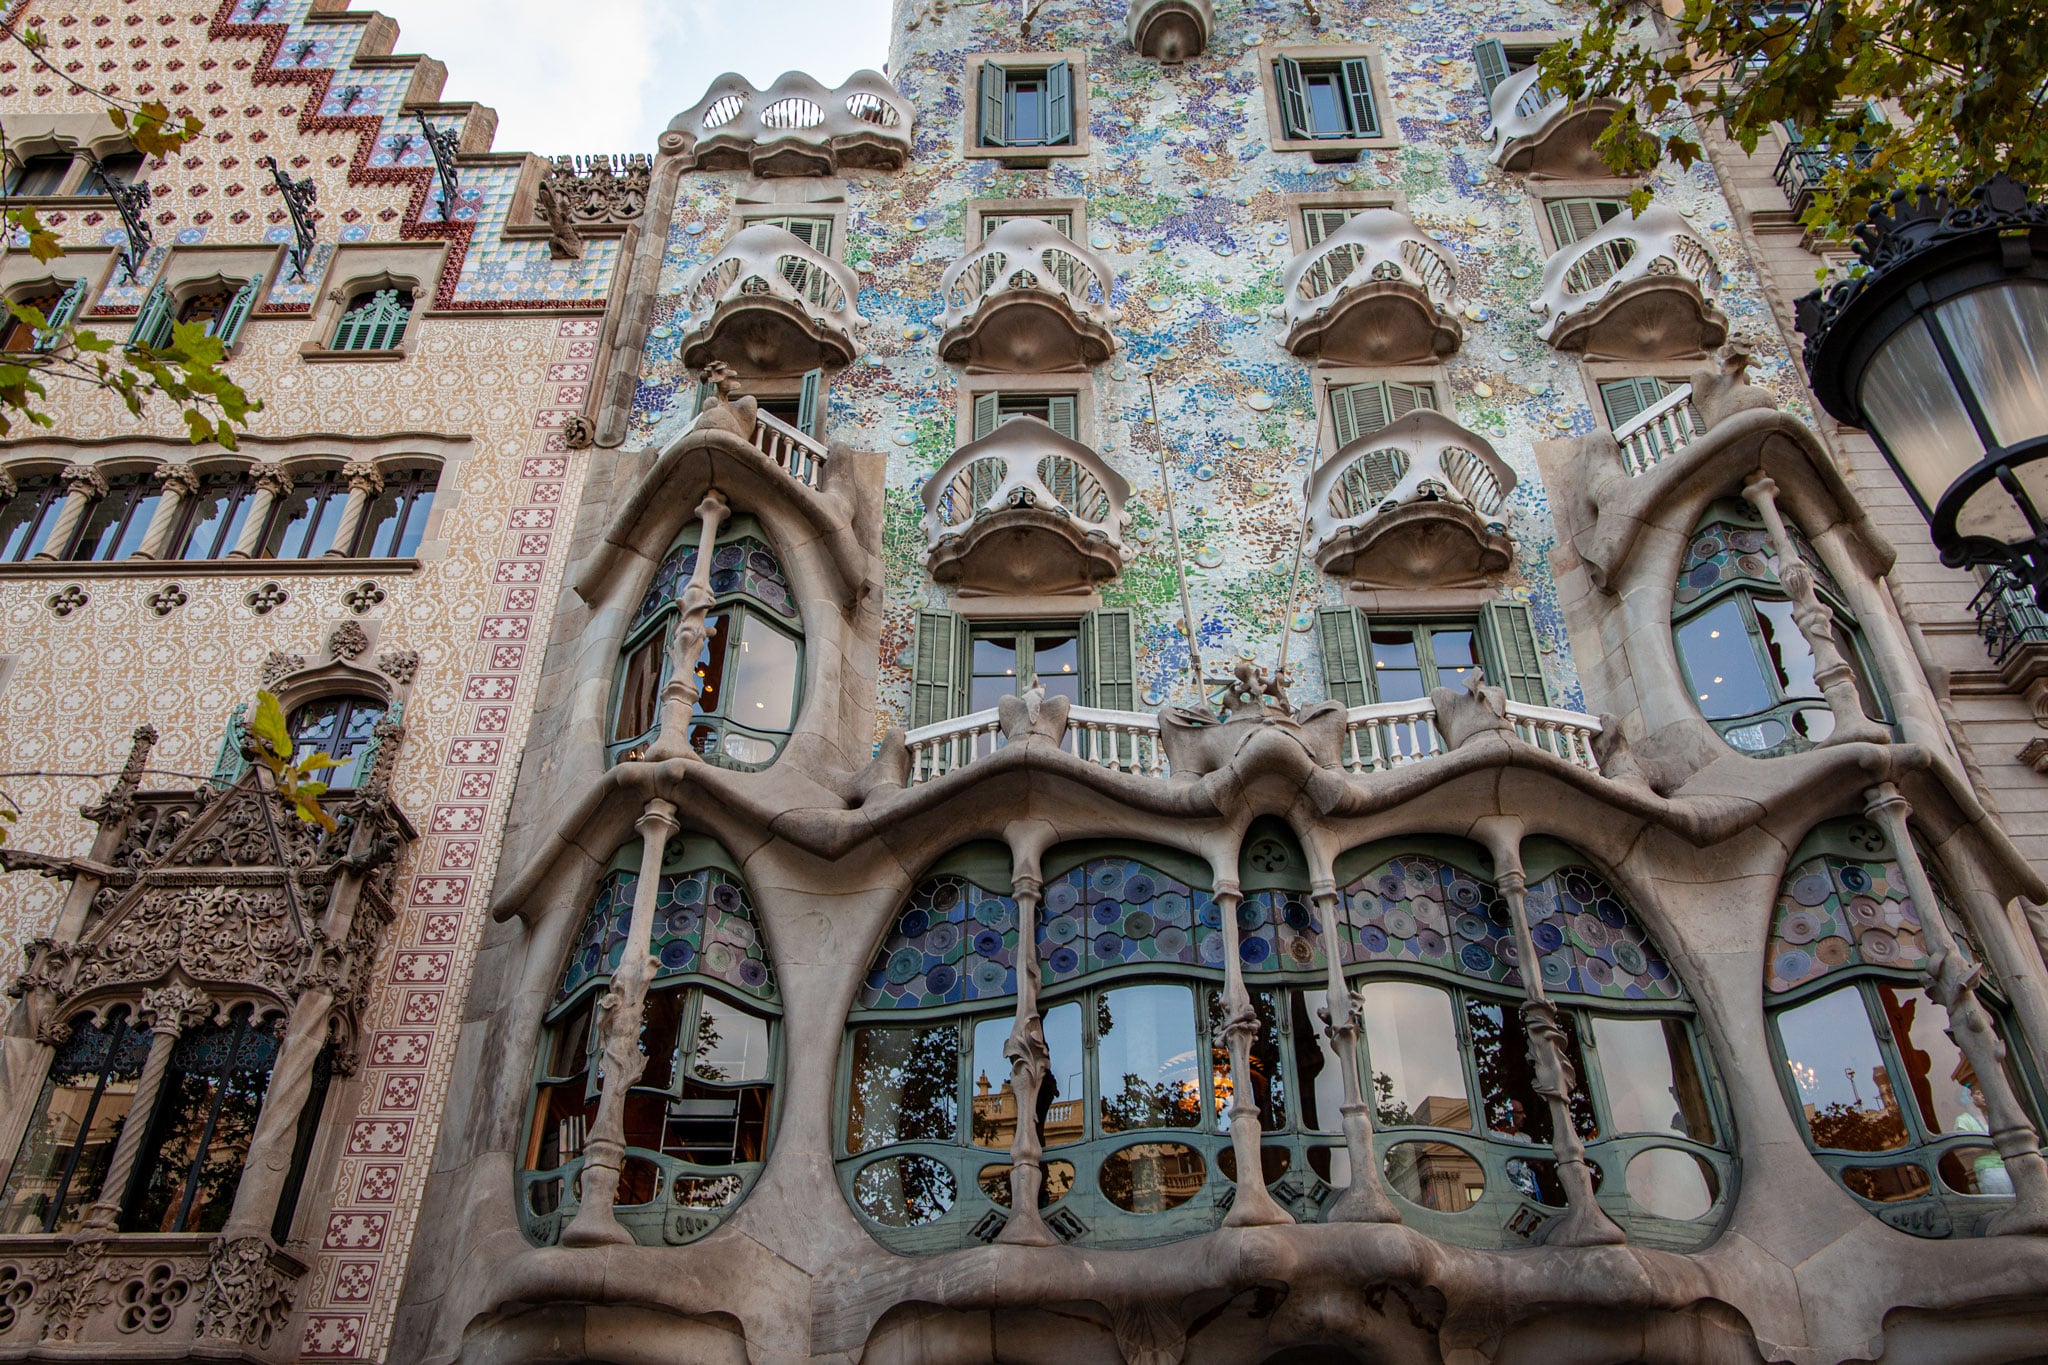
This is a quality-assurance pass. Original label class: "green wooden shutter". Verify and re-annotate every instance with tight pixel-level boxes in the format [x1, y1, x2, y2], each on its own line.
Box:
[213, 274, 262, 346]
[980, 62, 1008, 147]
[1546, 198, 1615, 247]
[1473, 40, 1512, 98]
[971, 391, 1001, 442]
[33, 278, 87, 352]
[1330, 382, 1391, 445]
[1316, 605, 1376, 706]
[1302, 208, 1354, 247]
[1080, 609, 1137, 711]
[1477, 600, 1548, 706]
[1340, 58, 1379, 136]
[1046, 61, 1073, 145]
[129, 279, 173, 349]
[1598, 376, 1665, 430]
[210, 702, 251, 786]
[796, 368, 822, 438]
[1387, 381, 1435, 422]
[912, 609, 967, 727]
[691, 376, 716, 417]
[1044, 394, 1077, 441]
[1275, 56, 1311, 139]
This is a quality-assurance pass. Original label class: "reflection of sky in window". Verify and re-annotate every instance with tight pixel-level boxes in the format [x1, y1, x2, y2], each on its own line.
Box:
[1755, 599, 1821, 697]
[1045, 1001, 1083, 1104]
[1674, 599, 1772, 718]
[1778, 986, 1893, 1118]
[730, 617, 799, 731]
[1592, 1016, 1685, 1137]
[1358, 981, 1466, 1120]
[1099, 984, 1199, 1092]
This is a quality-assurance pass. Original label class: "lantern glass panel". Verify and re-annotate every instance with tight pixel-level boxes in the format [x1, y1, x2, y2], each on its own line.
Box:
[1859, 317, 1984, 509]
[1937, 281, 2048, 449]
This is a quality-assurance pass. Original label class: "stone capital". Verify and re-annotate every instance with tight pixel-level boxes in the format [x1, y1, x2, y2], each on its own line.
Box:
[249, 462, 295, 497]
[138, 981, 212, 1034]
[159, 463, 204, 498]
[342, 460, 385, 495]
[58, 463, 108, 499]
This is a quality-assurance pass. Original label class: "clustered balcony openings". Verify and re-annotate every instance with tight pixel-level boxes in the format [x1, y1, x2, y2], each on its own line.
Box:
[1125, 0, 1212, 63]
[1534, 203, 1728, 358]
[836, 841, 1729, 1253]
[1475, 39, 1622, 178]
[1279, 208, 1463, 365]
[938, 216, 1117, 372]
[668, 71, 912, 176]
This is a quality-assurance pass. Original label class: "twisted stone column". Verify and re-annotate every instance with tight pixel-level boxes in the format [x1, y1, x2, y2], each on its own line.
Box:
[31, 464, 107, 561]
[80, 983, 212, 1232]
[643, 492, 731, 762]
[1865, 783, 2048, 1234]
[560, 799, 681, 1246]
[324, 461, 384, 558]
[229, 463, 293, 559]
[1213, 882, 1292, 1226]
[134, 464, 200, 559]
[1310, 883, 1400, 1222]
[997, 870, 1055, 1245]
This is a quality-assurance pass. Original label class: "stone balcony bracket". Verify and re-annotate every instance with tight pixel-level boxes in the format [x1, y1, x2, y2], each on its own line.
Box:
[1127, 0, 1214, 62]
[920, 417, 1133, 596]
[1487, 65, 1626, 178]
[661, 70, 913, 175]
[1307, 408, 1518, 590]
[679, 224, 866, 376]
[1278, 208, 1463, 365]
[937, 219, 1119, 373]
[1532, 203, 1729, 359]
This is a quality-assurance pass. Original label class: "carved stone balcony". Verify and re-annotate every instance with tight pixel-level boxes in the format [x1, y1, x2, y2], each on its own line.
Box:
[920, 417, 1131, 595]
[1307, 409, 1517, 590]
[1533, 204, 1728, 358]
[679, 225, 864, 375]
[1486, 65, 1624, 178]
[1126, 0, 1213, 61]
[937, 219, 1118, 372]
[1279, 209, 1462, 365]
[663, 71, 912, 176]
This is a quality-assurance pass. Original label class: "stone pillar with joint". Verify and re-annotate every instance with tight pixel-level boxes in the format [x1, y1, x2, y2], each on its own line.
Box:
[324, 461, 384, 558]
[80, 982, 213, 1232]
[1309, 879, 1400, 1223]
[1865, 782, 2048, 1234]
[32, 464, 107, 560]
[1212, 879, 1293, 1226]
[560, 798, 681, 1247]
[134, 464, 200, 560]
[997, 864, 1055, 1245]
[1741, 472, 1888, 745]
[642, 491, 731, 762]
[230, 463, 293, 559]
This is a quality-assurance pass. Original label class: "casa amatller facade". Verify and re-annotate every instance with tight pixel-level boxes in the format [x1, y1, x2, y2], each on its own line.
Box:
[2, 0, 2048, 1361]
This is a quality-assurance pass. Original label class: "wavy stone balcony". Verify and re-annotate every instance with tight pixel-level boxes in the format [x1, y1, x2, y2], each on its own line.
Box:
[937, 219, 1118, 372]
[1487, 65, 1625, 178]
[679, 225, 864, 375]
[662, 71, 912, 176]
[920, 417, 1131, 595]
[1126, 0, 1213, 61]
[1533, 204, 1728, 358]
[1307, 409, 1517, 589]
[1279, 209, 1463, 364]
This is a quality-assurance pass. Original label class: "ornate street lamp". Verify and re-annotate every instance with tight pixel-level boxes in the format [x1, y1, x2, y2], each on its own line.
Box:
[1797, 175, 2048, 604]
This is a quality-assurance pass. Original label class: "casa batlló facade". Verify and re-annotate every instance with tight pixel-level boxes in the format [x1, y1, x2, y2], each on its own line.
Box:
[3, 0, 2048, 1362]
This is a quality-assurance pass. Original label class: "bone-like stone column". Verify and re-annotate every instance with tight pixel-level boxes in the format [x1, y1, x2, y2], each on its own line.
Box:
[1742, 472, 1888, 745]
[31, 464, 107, 560]
[323, 460, 385, 558]
[1212, 880, 1292, 1226]
[560, 798, 681, 1247]
[1865, 783, 2048, 1234]
[80, 982, 213, 1232]
[997, 867, 1055, 1245]
[642, 492, 731, 762]
[229, 463, 294, 559]
[134, 464, 200, 559]
[1309, 881, 1400, 1222]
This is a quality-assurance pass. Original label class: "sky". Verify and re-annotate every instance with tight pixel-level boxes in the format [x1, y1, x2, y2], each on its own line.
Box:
[369, 0, 894, 158]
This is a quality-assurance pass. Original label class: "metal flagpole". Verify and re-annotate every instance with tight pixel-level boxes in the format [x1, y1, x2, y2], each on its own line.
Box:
[1145, 371, 1206, 700]
[1273, 375, 1328, 684]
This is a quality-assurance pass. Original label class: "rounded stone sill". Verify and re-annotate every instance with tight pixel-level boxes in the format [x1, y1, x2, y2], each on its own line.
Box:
[299, 344, 410, 363]
[0, 556, 422, 579]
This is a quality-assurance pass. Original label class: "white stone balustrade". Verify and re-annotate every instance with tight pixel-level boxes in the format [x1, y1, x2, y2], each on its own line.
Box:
[1307, 409, 1517, 589]
[679, 225, 865, 373]
[664, 71, 912, 175]
[748, 409, 828, 491]
[1533, 204, 1727, 356]
[905, 705, 1170, 783]
[1126, 0, 1213, 61]
[1613, 382, 1700, 476]
[1486, 64, 1620, 177]
[921, 417, 1132, 595]
[937, 218, 1118, 370]
[1279, 208, 1462, 364]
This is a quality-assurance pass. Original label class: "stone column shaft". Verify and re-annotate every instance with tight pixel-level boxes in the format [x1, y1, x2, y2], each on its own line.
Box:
[997, 875, 1055, 1245]
[1214, 884, 1291, 1227]
[1311, 886, 1399, 1222]
[133, 466, 199, 560]
[643, 493, 731, 762]
[229, 464, 293, 559]
[31, 465, 106, 561]
[324, 461, 384, 558]
[81, 984, 211, 1232]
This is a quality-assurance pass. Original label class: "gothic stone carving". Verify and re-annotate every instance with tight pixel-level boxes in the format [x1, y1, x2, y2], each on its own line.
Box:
[76, 886, 305, 998]
[192, 1236, 297, 1347]
[327, 619, 371, 662]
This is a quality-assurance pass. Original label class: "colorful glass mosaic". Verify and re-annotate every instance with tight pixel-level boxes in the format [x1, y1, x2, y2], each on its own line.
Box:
[1766, 853, 1932, 994]
[555, 866, 777, 1006]
[1524, 866, 1681, 1001]
[1037, 857, 1216, 983]
[1674, 518, 1846, 609]
[858, 875, 1019, 1008]
[632, 536, 797, 632]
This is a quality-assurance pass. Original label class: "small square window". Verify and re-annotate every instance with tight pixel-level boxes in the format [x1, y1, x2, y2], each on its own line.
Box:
[969, 391, 1078, 443]
[1275, 55, 1381, 142]
[978, 60, 1075, 149]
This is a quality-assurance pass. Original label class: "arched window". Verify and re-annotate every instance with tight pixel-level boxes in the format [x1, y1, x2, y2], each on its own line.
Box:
[1766, 818, 2043, 1237]
[0, 474, 64, 561]
[262, 469, 350, 559]
[1671, 498, 1886, 757]
[355, 464, 437, 558]
[2, 280, 84, 353]
[330, 288, 412, 352]
[837, 837, 1728, 1255]
[609, 514, 802, 769]
[287, 695, 388, 789]
[522, 838, 780, 1247]
[67, 472, 160, 562]
[172, 469, 260, 560]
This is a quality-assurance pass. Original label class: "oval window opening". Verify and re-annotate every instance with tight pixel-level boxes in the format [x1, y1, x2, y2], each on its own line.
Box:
[1841, 1163, 1932, 1203]
[1938, 1146, 2015, 1198]
[1216, 1144, 1291, 1186]
[854, 1154, 957, 1227]
[977, 1160, 1076, 1207]
[1625, 1147, 1719, 1220]
[674, 1173, 747, 1209]
[1383, 1141, 1484, 1212]
[1099, 1142, 1207, 1213]
[1306, 1144, 1352, 1189]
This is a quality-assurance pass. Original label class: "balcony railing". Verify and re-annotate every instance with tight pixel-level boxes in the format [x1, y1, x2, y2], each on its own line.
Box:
[1279, 209, 1462, 363]
[666, 70, 913, 174]
[1126, 0, 1213, 61]
[937, 219, 1118, 370]
[1534, 204, 1724, 355]
[904, 698, 1603, 784]
[1972, 569, 2048, 668]
[1487, 65, 1617, 176]
[1306, 409, 1516, 588]
[1773, 138, 1875, 219]
[679, 224, 864, 373]
[920, 416, 1131, 595]
[749, 408, 827, 490]
[1612, 383, 1702, 475]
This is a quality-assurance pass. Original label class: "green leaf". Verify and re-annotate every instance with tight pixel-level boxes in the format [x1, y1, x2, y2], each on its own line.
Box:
[295, 754, 342, 773]
[251, 690, 293, 759]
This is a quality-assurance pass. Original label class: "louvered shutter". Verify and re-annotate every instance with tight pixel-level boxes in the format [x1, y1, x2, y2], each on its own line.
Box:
[1387, 381, 1435, 422]
[1045, 394, 1078, 441]
[691, 376, 717, 417]
[33, 278, 87, 352]
[1340, 59, 1379, 136]
[1316, 605, 1375, 706]
[1302, 208, 1352, 247]
[129, 279, 174, 349]
[212, 274, 262, 347]
[1546, 198, 1608, 246]
[971, 391, 1001, 442]
[912, 609, 967, 727]
[1275, 56, 1311, 140]
[1598, 376, 1664, 430]
[1477, 599, 1548, 706]
[1080, 609, 1137, 711]
[980, 62, 1009, 147]
[1330, 383, 1391, 445]
[211, 702, 252, 786]
[1473, 40, 1512, 99]
[797, 368, 822, 438]
[1046, 61, 1073, 145]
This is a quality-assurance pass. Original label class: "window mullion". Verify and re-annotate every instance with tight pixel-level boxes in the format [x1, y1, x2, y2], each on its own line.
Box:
[170, 1016, 246, 1232]
[43, 1019, 124, 1232]
[1737, 593, 1787, 708]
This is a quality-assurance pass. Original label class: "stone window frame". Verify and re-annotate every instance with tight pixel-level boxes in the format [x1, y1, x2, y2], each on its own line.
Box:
[128, 245, 284, 356]
[0, 247, 113, 320]
[963, 196, 1091, 247]
[1311, 362, 1455, 459]
[733, 195, 851, 262]
[0, 113, 148, 201]
[1529, 179, 1647, 256]
[952, 372, 1098, 451]
[1280, 189, 1407, 256]
[962, 50, 1092, 163]
[1257, 42, 1401, 158]
[1577, 360, 1700, 432]
[299, 241, 448, 363]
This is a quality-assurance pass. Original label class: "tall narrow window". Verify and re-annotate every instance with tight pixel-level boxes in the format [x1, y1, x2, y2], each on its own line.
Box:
[124, 1006, 284, 1234]
[0, 1008, 149, 1234]
[83, 150, 146, 192]
[1275, 55, 1380, 141]
[978, 60, 1075, 148]
[4, 153, 72, 197]
[354, 465, 438, 558]
[0, 474, 66, 562]
[330, 288, 413, 352]
[263, 469, 351, 559]
[172, 470, 258, 560]
[967, 624, 1082, 711]
[67, 472, 160, 562]
[287, 695, 389, 790]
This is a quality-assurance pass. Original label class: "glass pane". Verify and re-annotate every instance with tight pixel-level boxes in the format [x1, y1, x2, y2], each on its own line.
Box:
[1207, 988, 1284, 1133]
[1776, 985, 1908, 1151]
[1876, 983, 1981, 1138]
[1841, 1162, 1931, 1203]
[970, 635, 1019, 712]
[393, 486, 434, 557]
[1591, 1015, 1713, 1141]
[1098, 1141, 1206, 1213]
[969, 1015, 1014, 1150]
[68, 487, 139, 562]
[690, 996, 771, 1084]
[1938, 1145, 2015, 1197]
[1034, 633, 1080, 704]
[694, 612, 731, 719]
[662, 1080, 770, 1165]
[854, 1153, 956, 1227]
[1753, 598, 1820, 698]
[357, 485, 404, 558]
[729, 616, 799, 733]
[1625, 1147, 1718, 1220]
[979, 1158, 1075, 1207]
[0, 484, 56, 561]
[1358, 981, 1469, 1129]
[1290, 988, 1345, 1134]
[1007, 79, 1045, 143]
[1383, 1140, 1483, 1212]
[1097, 983, 1201, 1133]
[125, 1015, 281, 1234]
[1042, 1000, 1084, 1148]
[0, 1014, 146, 1234]
[614, 635, 664, 744]
[1369, 630, 1426, 702]
[1937, 282, 2048, 451]
[845, 1023, 959, 1153]
[1306, 72, 1346, 135]
[1466, 997, 1597, 1144]
[636, 987, 687, 1093]
[1428, 629, 1476, 690]
[1860, 319, 1992, 531]
[177, 482, 249, 559]
[109, 492, 158, 560]
[298, 487, 347, 557]
[1674, 598, 1775, 719]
